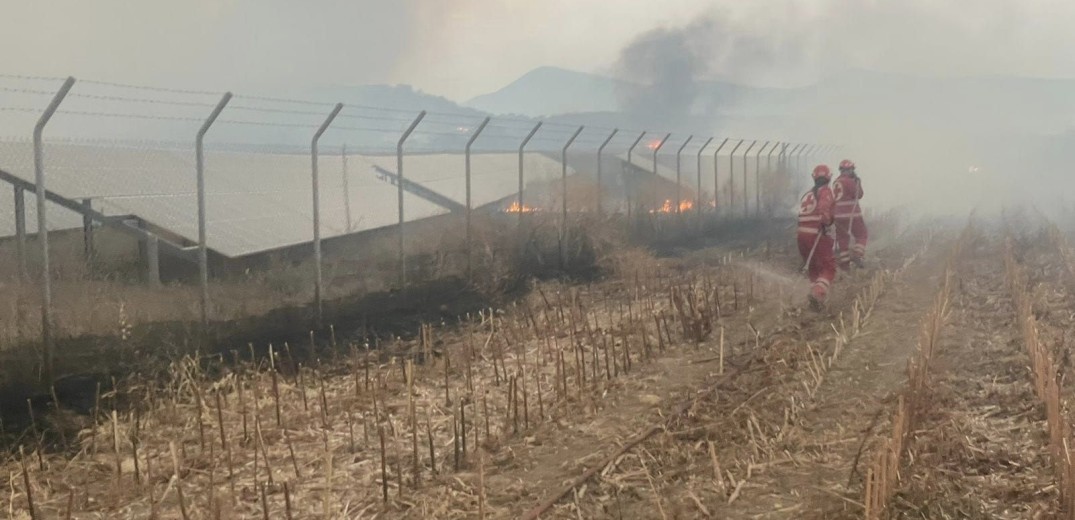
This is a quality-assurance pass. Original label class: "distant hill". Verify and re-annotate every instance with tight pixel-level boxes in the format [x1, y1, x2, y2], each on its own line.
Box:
[464, 66, 1075, 139]
[296, 84, 485, 116]
[465, 66, 630, 117]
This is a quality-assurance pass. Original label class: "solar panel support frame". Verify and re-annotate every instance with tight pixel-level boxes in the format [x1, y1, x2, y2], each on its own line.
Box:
[14, 185, 27, 281]
[81, 198, 94, 261]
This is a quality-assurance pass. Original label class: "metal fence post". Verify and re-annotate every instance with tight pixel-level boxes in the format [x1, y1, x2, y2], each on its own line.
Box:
[396, 111, 426, 289]
[626, 131, 646, 214]
[695, 137, 713, 212]
[464, 116, 491, 279]
[740, 140, 757, 218]
[787, 143, 803, 178]
[651, 133, 671, 211]
[675, 135, 693, 215]
[311, 103, 343, 326]
[560, 126, 584, 267]
[753, 141, 770, 218]
[517, 122, 541, 229]
[14, 186, 27, 281]
[798, 145, 814, 177]
[342, 145, 353, 233]
[712, 138, 729, 213]
[195, 92, 232, 330]
[727, 139, 745, 215]
[763, 142, 780, 216]
[33, 75, 75, 382]
[596, 128, 618, 214]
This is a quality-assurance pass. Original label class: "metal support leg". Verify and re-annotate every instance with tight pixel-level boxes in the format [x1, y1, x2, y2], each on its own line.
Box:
[146, 234, 160, 288]
[81, 198, 94, 262]
[14, 186, 27, 281]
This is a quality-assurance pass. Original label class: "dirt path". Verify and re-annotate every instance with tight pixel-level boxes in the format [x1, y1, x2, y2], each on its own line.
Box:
[481, 248, 869, 518]
[889, 235, 1058, 518]
[700, 232, 951, 519]
[505, 231, 931, 519]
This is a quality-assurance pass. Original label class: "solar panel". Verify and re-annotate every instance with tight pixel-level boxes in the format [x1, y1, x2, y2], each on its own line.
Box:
[361, 152, 569, 210]
[0, 140, 448, 257]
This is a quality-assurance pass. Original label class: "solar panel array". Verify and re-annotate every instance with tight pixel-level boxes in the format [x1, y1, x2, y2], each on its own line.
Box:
[0, 139, 572, 257]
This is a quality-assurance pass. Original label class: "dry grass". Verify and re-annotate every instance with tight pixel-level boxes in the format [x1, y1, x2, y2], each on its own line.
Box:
[860, 222, 967, 518]
[521, 219, 933, 519]
[0, 221, 776, 519]
[1005, 233, 1075, 517]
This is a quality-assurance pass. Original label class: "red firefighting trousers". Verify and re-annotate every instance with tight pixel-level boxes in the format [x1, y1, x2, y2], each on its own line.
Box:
[835, 215, 868, 268]
[798, 230, 835, 302]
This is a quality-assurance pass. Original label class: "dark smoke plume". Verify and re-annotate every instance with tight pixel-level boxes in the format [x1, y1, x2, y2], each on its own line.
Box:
[614, 18, 714, 127]
[614, 13, 808, 128]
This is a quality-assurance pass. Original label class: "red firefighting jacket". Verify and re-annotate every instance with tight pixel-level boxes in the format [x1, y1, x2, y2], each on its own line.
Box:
[832, 173, 863, 218]
[798, 185, 835, 235]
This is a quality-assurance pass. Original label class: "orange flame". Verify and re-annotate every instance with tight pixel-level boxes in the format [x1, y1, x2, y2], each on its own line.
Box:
[649, 199, 695, 214]
[504, 201, 539, 213]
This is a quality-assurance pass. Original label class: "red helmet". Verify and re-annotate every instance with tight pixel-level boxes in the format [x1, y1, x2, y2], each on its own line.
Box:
[812, 164, 831, 181]
[839, 159, 855, 171]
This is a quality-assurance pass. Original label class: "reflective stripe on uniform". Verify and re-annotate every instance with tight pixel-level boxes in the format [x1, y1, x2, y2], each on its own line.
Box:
[835, 199, 860, 218]
[798, 226, 819, 234]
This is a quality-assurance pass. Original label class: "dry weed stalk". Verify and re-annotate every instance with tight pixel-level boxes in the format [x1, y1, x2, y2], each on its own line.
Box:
[1, 248, 757, 518]
[861, 228, 963, 519]
[1004, 236, 1075, 517]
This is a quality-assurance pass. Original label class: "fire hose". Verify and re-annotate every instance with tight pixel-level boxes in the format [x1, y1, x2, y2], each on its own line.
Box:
[800, 225, 825, 274]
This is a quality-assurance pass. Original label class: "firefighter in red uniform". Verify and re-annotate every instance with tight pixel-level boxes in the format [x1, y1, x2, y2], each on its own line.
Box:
[798, 165, 836, 310]
[833, 159, 867, 269]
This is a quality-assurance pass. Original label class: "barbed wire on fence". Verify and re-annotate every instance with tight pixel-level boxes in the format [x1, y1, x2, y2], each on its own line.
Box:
[0, 74, 804, 152]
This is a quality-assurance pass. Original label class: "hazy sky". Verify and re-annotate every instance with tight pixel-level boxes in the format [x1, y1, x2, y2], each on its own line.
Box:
[3, 0, 1075, 101]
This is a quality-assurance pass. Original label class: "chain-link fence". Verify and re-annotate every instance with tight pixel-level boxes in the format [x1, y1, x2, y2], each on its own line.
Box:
[0, 74, 841, 378]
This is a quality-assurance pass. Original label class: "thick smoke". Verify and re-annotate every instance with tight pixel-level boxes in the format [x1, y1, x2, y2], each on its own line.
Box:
[613, 12, 810, 127]
[614, 18, 713, 126]
[611, 1, 1075, 218]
